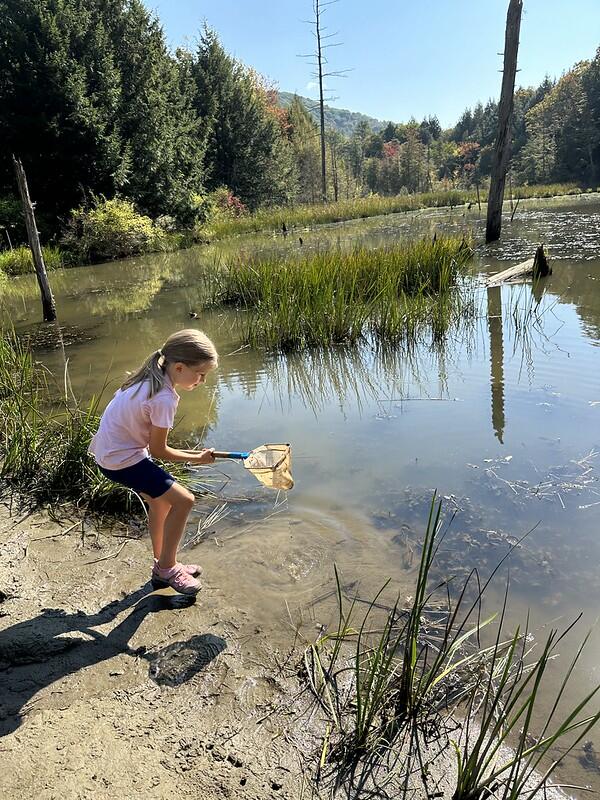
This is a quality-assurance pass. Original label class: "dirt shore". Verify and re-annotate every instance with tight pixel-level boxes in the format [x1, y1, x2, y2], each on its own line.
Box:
[0, 501, 318, 800]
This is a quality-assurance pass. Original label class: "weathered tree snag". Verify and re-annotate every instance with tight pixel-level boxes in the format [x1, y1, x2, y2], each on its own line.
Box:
[486, 244, 551, 287]
[485, 0, 523, 243]
[315, 0, 327, 203]
[13, 156, 57, 322]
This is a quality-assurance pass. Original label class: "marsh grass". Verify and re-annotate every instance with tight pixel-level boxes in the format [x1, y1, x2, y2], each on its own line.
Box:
[206, 237, 474, 351]
[207, 184, 584, 240]
[0, 331, 133, 513]
[303, 495, 600, 798]
[0, 245, 64, 276]
[452, 601, 600, 800]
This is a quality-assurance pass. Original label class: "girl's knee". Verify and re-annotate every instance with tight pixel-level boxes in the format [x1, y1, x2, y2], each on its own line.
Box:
[167, 485, 194, 510]
[180, 490, 195, 509]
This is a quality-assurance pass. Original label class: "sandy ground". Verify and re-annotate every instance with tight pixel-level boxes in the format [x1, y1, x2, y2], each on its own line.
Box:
[0, 500, 317, 800]
[0, 499, 575, 800]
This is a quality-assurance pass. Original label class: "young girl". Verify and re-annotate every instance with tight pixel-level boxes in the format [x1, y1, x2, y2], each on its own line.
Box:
[89, 329, 219, 596]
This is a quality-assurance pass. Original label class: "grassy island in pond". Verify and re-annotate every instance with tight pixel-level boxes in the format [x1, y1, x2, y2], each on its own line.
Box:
[206, 236, 474, 350]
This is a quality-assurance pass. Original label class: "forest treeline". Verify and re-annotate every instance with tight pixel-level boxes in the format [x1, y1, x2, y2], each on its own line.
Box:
[1, 0, 599, 244]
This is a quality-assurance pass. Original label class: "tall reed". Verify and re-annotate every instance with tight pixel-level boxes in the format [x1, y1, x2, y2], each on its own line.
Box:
[304, 495, 600, 798]
[0, 331, 203, 514]
[452, 615, 600, 800]
[0, 331, 131, 512]
[206, 237, 474, 351]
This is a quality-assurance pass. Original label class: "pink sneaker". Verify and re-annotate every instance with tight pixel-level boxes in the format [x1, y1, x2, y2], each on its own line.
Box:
[151, 558, 202, 586]
[151, 563, 202, 595]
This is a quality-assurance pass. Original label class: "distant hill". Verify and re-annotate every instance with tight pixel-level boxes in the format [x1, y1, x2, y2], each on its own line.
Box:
[279, 91, 387, 136]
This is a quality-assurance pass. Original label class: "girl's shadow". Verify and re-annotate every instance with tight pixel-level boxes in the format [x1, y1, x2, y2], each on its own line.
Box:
[0, 585, 226, 736]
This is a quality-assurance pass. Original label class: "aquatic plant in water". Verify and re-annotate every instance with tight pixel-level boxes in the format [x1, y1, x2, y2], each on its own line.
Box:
[303, 494, 600, 798]
[205, 236, 474, 351]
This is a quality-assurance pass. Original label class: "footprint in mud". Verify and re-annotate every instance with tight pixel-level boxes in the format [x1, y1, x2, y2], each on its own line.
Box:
[580, 741, 600, 773]
[148, 633, 226, 687]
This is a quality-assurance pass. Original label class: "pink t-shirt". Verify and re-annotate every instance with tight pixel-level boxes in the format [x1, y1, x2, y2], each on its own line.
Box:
[89, 377, 179, 470]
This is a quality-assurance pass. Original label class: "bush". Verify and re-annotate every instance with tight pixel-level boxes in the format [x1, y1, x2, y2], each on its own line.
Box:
[192, 187, 247, 233]
[61, 197, 169, 264]
[0, 245, 64, 276]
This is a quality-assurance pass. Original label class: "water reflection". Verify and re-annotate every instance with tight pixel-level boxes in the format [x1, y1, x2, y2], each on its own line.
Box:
[487, 286, 506, 443]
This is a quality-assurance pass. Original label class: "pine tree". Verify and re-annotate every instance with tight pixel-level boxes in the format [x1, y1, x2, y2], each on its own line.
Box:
[288, 95, 321, 202]
[193, 28, 296, 209]
[104, 0, 205, 221]
[0, 0, 123, 218]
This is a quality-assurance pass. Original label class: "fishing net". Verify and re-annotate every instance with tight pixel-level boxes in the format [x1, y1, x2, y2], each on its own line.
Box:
[243, 444, 293, 490]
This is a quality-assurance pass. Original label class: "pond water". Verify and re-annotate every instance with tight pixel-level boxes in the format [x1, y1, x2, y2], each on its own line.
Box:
[3, 193, 600, 791]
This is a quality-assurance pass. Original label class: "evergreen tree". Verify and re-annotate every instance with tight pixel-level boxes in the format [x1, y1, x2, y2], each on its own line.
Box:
[103, 0, 205, 222]
[193, 28, 296, 209]
[0, 0, 206, 226]
[0, 0, 123, 218]
[288, 95, 321, 202]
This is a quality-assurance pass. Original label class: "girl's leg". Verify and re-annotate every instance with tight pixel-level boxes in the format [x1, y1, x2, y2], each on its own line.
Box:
[143, 495, 170, 560]
[156, 483, 195, 569]
[140, 493, 170, 560]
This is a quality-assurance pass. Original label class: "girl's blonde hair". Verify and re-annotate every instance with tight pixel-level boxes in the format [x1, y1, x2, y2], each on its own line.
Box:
[122, 328, 218, 398]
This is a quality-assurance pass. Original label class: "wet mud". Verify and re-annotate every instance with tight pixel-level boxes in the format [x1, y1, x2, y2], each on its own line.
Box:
[0, 503, 313, 800]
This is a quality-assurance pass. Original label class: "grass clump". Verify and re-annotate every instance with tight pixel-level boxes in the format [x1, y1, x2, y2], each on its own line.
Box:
[206, 236, 473, 350]
[512, 182, 584, 200]
[0, 245, 64, 276]
[209, 190, 473, 239]
[303, 496, 600, 798]
[0, 331, 133, 514]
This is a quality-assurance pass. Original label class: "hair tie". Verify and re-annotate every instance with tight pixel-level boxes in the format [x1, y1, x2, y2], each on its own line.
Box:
[157, 349, 163, 357]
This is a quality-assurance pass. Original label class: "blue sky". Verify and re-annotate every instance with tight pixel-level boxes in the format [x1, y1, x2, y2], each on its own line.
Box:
[145, 1, 600, 127]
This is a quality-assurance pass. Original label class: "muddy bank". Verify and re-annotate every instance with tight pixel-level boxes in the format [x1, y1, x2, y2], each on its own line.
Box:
[0, 502, 314, 800]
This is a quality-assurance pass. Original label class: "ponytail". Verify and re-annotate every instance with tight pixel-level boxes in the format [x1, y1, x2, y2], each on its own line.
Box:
[121, 349, 167, 397]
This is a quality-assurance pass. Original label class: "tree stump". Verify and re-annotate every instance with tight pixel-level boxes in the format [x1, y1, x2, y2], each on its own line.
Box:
[485, 244, 551, 287]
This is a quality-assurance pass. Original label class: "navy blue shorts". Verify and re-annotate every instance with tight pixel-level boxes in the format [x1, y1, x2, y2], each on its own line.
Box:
[97, 458, 175, 499]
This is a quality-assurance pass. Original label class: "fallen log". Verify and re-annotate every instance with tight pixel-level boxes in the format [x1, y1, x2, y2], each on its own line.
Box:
[485, 244, 551, 287]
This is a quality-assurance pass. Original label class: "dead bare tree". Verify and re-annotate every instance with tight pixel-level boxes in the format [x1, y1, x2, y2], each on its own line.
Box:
[300, 0, 350, 203]
[485, 0, 523, 243]
[13, 156, 57, 321]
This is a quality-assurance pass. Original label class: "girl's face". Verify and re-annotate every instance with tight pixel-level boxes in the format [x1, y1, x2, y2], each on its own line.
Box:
[171, 359, 217, 391]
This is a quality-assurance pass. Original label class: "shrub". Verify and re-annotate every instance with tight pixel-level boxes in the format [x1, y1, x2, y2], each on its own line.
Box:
[192, 187, 248, 232]
[61, 197, 169, 264]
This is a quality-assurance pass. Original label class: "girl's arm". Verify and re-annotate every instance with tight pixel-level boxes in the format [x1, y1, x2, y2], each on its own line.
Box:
[149, 426, 215, 465]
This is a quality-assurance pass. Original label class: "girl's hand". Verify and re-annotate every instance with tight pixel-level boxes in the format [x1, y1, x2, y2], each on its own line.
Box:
[191, 448, 215, 465]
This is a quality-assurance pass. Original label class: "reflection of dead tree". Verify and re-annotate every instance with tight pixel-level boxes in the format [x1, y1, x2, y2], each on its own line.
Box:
[486, 0, 523, 243]
[487, 286, 506, 443]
